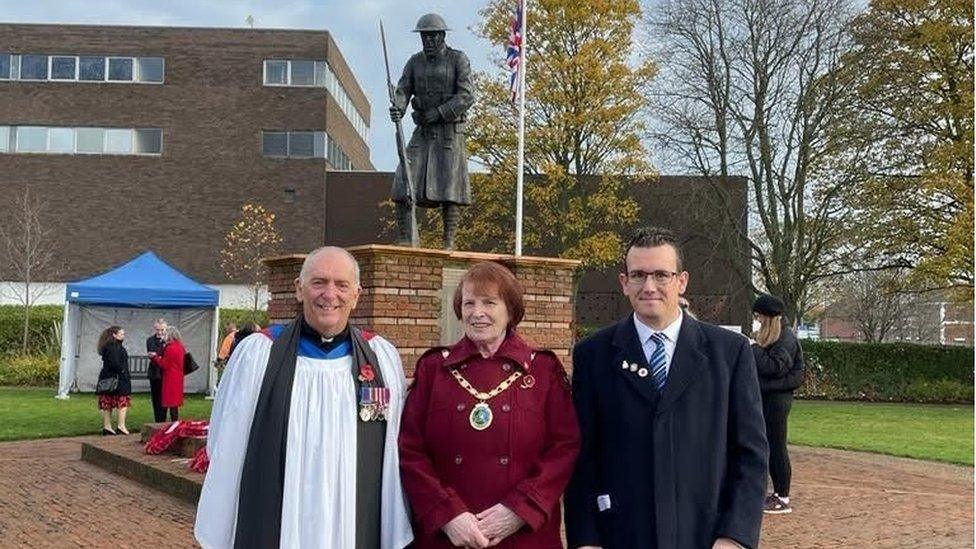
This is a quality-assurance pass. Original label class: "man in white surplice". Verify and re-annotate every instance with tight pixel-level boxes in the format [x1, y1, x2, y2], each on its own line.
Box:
[195, 247, 413, 549]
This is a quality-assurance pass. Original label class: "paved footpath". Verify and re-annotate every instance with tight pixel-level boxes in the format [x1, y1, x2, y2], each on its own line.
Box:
[0, 438, 971, 548]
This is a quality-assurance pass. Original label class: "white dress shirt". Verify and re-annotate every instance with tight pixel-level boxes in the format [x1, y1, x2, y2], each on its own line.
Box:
[633, 311, 683, 377]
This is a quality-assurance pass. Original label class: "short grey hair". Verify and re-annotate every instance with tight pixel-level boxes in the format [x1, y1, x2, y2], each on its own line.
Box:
[154, 318, 168, 326]
[164, 326, 182, 341]
[299, 246, 361, 285]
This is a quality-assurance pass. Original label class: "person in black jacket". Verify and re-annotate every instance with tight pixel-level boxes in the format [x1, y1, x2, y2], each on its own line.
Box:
[751, 294, 805, 515]
[96, 326, 132, 435]
[146, 318, 168, 422]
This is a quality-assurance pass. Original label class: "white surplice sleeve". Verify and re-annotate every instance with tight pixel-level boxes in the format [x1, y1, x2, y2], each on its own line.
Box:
[370, 335, 415, 549]
[195, 333, 273, 549]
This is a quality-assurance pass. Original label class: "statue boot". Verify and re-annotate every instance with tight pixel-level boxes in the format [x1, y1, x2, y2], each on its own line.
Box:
[442, 203, 460, 250]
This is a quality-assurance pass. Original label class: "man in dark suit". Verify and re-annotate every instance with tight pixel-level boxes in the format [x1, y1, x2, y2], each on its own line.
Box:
[566, 227, 768, 549]
[146, 318, 167, 422]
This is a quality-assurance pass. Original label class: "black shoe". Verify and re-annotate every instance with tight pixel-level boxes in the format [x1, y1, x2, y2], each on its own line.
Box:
[102, 428, 117, 436]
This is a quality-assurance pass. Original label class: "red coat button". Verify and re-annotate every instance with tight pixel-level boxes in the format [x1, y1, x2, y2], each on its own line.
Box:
[457, 403, 466, 412]
[455, 454, 463, 465]
[501, 404, 511, 412]
[499, 456, 509, 465]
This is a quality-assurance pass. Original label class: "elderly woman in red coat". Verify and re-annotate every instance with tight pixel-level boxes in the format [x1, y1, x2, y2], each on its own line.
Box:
[149, 325, 185, 421]
[399, 261, 581, 548]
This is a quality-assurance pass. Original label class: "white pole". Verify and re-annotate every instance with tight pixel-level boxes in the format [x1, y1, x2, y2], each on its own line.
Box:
[514, 0, 527, 256]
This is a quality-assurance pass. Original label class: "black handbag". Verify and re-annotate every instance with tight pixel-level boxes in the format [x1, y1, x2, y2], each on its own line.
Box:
[95, 376, 119, 394]
[183, 352, 200, 375]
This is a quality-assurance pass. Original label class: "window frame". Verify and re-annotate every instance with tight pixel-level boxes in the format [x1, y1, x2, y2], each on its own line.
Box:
[49, 55, 79, 81]
[19, 54, 50, 81]
[106, 56, 135, 83]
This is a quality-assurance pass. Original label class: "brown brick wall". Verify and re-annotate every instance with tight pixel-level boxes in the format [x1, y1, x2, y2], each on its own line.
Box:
[265, 246, 580, 376]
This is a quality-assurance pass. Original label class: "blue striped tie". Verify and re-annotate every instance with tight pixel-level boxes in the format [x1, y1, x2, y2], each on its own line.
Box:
[649, 332, 668, 391]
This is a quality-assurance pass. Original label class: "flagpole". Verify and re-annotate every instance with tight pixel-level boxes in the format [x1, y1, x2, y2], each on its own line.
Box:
[514, 0, 527, 256]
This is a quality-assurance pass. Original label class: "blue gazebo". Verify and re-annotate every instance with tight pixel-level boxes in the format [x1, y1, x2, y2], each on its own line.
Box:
[57, 251, 220, 397]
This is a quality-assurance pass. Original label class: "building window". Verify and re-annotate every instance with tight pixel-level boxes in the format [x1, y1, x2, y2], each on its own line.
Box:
[0, 54, 163, 84]
[0, 54, 11, 80]
[48, 127, 75, 153]
[79, 56, 106, 81]
[136, 57, 164, 83]
[262, 131, 327, 159]
[327, 136, 352, 171]
[262, 132, 288, 156]
[288, 132, 315, 157]
[264, 60, 288, 85]
[107, 57, 134, 81]
[20, 55, 49, 80]
[0, 126, 162, 156]
[76, 127, 105, 153]
[262, 58, 370, 143]
[51, 56, 77, 80]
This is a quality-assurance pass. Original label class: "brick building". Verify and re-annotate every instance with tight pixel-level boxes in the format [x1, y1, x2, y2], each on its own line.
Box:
[0, 23, 370, 305]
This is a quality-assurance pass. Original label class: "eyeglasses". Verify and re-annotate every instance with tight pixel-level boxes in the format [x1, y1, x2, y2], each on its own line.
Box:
[625, 270, 679, 286]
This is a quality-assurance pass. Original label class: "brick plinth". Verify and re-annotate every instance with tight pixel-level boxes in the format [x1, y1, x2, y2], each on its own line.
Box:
[264, 246, 581, 375]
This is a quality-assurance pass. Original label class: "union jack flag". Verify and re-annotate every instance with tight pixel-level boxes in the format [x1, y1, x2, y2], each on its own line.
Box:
[506, 0, 524, 103]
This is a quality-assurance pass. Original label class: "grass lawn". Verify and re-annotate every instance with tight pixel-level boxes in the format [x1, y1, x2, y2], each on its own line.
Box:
[790, 400, 973, 466]
[0, 388, 971, 466]
[0, 386, 214, 442]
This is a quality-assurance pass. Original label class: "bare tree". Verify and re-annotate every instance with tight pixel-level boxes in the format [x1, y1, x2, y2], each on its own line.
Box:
[827, 270, 913, 342]
[0, 187, 60, 353]
[645, 0, 860, 322]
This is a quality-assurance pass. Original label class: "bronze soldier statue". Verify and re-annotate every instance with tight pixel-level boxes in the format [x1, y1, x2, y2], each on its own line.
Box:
[389, 13, 475, 250]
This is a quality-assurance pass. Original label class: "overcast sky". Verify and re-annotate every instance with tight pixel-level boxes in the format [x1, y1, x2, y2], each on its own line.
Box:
[0, 0, 504, 170]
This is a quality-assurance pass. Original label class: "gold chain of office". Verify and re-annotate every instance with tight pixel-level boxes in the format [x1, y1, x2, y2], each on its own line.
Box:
[449, 368, 523, 401]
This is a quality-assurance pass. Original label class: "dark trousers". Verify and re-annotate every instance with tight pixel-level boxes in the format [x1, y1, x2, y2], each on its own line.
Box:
[762, 390, 793, 496]
[167, 407, 180, 421]
[149, 377, 165, 422]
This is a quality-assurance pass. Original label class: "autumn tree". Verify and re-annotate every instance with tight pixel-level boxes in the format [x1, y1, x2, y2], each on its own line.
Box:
[646, 0, 858, 322]
[831, 0, 973, 296]
[0, 187, 60, 353]
[219, 203, 283, 311]
[456, 0, 657, 268]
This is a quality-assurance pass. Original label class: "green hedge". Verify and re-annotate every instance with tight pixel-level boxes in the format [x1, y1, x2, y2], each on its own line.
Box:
[799, 340, 973, 404]
[0, 354, 59, 386]
[0, 305, 269, 356]
[0, 305, 63, 355]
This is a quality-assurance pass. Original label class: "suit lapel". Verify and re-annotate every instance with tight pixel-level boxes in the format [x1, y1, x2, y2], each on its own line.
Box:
[610, 316, 658, 405]
[658, 315, 708, 413]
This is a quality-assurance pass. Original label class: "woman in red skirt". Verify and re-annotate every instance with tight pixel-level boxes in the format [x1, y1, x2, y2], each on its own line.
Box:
[95, 326, 131, 435]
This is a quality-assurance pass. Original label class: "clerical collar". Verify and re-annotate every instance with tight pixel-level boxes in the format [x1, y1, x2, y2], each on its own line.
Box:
[300, 319, 350, 353]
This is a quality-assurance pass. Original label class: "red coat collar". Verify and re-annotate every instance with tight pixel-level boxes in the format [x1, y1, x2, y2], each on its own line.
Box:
[443, 331, 535, 371]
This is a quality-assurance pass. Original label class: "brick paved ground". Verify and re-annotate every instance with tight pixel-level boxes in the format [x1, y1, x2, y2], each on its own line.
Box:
[0, 438, 971, 548]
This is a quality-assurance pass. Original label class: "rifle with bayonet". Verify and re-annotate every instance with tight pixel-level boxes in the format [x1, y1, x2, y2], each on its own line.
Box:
[381, 20, 420, 247]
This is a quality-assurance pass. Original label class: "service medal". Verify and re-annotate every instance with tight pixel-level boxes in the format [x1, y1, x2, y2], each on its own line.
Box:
[469, 401, 493, 431]
[360, 404, 374, 421]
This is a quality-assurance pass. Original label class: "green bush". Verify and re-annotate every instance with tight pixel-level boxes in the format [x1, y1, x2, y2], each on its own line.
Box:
[219, 308, 270, 340]
[0, 305, 63, 355]
[798, 340, 974, 404]
[0, 354, 59, 386]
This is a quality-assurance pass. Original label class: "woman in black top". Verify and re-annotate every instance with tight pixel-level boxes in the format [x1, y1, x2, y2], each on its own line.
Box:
[96, 326, 132, 435]
[751, 294, 804, 515]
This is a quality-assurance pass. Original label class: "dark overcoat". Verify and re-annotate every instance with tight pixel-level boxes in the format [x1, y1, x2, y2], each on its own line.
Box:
[753, 319, 805, 393]
[565, 315, 768, 549]
[392, 45, 474, 207]
[399, 333, 580, 548]
[98, 340, 131, 395]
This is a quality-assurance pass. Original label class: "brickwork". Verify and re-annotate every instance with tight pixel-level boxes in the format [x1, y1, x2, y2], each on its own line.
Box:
[0, 437, 971, 547]
[265, 246, 580, 375]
